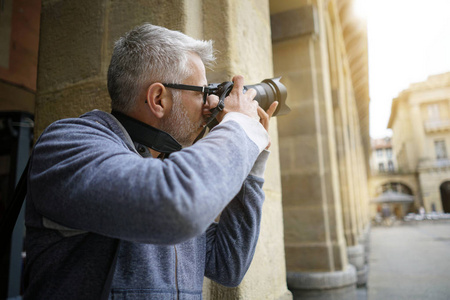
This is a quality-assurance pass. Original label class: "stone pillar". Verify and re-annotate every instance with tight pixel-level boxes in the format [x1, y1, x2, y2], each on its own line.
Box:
[324, 1, 359, 250]
[272, 1, 356, 299]
[325, 0, 368, 288]
[345, 92, 370, 286]
[37, 1, 291, 299]
[202, 1, 292, 299]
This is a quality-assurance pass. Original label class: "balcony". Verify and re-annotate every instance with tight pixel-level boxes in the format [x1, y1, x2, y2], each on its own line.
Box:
[418, 158, 450, 170]
[424, 119, 450, 133]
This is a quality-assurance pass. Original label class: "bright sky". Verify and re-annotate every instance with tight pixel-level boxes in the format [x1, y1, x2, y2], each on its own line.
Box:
[359, 0, 450, 138]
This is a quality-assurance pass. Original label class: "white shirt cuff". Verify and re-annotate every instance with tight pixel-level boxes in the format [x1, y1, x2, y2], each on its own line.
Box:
[221, 112, 269, 153]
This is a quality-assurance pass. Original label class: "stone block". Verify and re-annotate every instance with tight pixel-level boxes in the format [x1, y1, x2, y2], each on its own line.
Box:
[285, 244, 331, 271]
[277, 72, 313, 109]
[273, 39, 312, 74]
[35, 79, 110, 136]
[279, 140, 294, 173]
[271, 5, 318, 42]
[283, 206, 326, 242]
[293, 136, 320, 169]
[38, 0, 105, 91]
[269, 0, 311, 15]
[106, 0, 185, 70]
[277, 104, 316, 137]
[281, 173, 323, 207]
[332, 243, 347, 271]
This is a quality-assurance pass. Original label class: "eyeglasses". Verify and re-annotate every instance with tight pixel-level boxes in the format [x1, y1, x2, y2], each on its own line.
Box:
[162, 83, 210, 104]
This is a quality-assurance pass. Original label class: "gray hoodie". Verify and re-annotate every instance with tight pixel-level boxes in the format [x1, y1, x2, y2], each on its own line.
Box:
[24, 110, 269, 299]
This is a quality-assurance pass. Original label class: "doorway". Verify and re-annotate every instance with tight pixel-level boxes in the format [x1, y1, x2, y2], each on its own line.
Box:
[439, 181, 450, 213]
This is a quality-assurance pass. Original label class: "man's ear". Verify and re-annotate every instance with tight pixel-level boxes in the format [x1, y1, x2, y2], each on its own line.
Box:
[145, 83, 172, 119]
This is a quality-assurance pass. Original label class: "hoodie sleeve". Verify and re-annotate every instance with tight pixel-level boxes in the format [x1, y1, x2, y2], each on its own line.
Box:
[28, 112, 268, 245]
[204, 151, 269, 287]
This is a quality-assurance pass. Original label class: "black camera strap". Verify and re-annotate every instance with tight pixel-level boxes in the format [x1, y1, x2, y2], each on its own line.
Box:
[112, 110, 182, 154]
[193, 82, 232, 144]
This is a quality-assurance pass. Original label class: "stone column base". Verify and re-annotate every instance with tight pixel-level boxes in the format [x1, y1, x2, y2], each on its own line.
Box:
[358, 225, 371, 264]
[347, 244, 368, 286]
[287, 265, 357, 300]
[356, 264, 369, 287]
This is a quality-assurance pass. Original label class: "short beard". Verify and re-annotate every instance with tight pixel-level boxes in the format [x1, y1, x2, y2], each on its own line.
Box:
[159, 91, 201, 148]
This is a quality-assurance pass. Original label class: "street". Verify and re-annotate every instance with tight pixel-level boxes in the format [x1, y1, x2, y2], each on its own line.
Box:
[367, 220, 450, 300]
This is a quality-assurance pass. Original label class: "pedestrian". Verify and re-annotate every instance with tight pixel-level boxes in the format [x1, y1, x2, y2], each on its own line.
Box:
[381, 204, 392, 226]
[23, 23, 278, 299]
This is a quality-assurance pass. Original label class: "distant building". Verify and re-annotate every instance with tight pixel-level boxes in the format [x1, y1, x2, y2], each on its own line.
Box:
[368, 136, 418, 219]
[387, 72, 450, 214]
[370, 137, 397, 174]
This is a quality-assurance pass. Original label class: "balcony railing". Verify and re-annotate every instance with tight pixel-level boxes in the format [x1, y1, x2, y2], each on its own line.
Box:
[424, 119, 450, 132]
[418, 158, 450, 170]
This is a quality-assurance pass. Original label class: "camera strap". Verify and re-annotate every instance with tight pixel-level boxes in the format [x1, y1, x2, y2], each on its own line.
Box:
[193, 82, 232, 144]
[112, 110, 182, 154]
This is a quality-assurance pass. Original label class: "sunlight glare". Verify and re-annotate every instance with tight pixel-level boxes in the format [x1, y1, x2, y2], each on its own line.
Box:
[353, 0, 369, 20]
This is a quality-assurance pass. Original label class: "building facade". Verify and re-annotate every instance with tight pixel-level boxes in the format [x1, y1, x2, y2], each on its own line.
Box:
[388, 72, 450, 214]
[370, 137, 397, 174]
[368, 137, 419, 220]
[1, 0, 371, 299]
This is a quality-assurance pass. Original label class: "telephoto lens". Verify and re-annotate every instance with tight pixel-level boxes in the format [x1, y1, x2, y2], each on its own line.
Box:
[244, 77, 289, 116]
[207, 77, 289, 117]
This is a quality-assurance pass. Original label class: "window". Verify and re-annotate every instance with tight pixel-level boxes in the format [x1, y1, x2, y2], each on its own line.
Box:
[378, 163, 385, 172]
[376, 149, 383, 158]
[388, 160, 394, 172]
[435, 140, 447, 160]
[386, 148, 392, 159]
[428, 104, 440, 120]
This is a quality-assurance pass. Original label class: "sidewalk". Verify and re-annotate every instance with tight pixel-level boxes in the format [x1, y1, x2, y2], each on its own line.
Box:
[367, 220, 450, 300]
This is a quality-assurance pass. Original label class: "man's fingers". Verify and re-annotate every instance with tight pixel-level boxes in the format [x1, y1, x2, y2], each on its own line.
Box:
[231, 75, 244, 92]
[266, 101, 279, 118]
[257, 106, 267, 119]
[245, 88, 257, 101]
[257, 106, 269, 130]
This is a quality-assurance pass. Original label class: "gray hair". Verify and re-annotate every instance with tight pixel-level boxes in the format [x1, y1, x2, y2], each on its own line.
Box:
[107, 23, 215, 113]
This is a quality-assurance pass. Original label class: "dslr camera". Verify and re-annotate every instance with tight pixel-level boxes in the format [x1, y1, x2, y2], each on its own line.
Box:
[207, 77, 290, 116]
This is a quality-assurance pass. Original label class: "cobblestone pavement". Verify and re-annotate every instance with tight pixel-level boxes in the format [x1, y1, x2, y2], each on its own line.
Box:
[367, 220, 450, 300]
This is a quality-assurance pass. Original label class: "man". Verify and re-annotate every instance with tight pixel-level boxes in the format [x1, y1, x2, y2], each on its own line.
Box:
[23, 23, 277, 299]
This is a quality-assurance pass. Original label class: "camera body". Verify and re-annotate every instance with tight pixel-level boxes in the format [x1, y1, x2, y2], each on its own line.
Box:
[207, 77, 290, 116]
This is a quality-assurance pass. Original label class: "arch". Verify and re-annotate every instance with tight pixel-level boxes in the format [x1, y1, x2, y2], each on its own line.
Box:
[439, 181, 450, 213]
[375, 181, 414, 196]
[373, 181, 416, 218]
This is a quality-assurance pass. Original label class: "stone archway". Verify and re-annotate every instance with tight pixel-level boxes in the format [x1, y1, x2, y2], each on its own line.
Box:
[439, 181, 450, 213]
[374, 182, 415, 218]
[380, 182, 413, 195]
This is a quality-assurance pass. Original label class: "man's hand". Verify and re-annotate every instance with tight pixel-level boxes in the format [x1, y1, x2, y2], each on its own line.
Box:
[258, 101, 278, 149]
[214, 75, 259, 122]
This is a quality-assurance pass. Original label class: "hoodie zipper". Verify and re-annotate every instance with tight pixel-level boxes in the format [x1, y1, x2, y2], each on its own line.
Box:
[174, 246, 179, 300]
